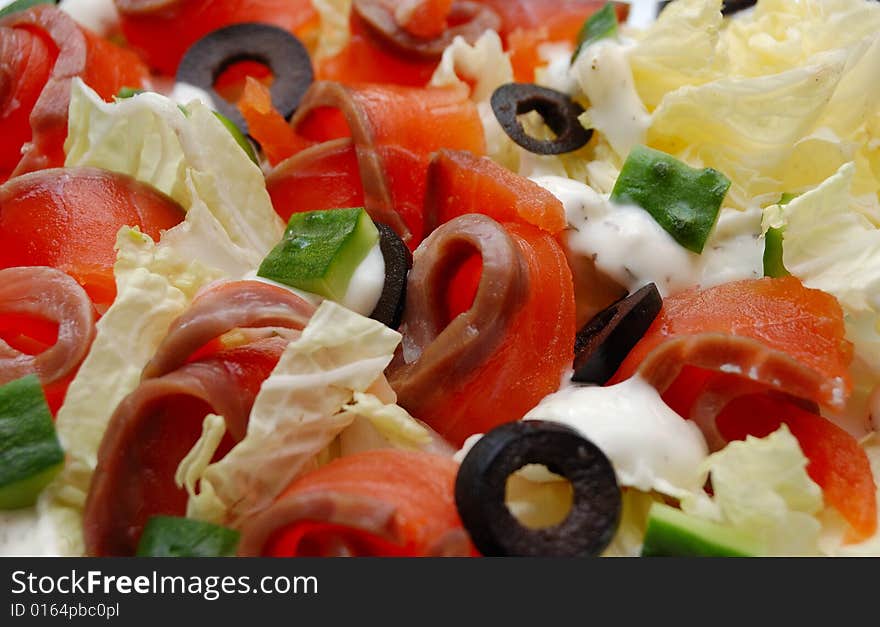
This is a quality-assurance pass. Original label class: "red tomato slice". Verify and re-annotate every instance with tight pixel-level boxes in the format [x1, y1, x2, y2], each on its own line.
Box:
[717, 393, 877, 541]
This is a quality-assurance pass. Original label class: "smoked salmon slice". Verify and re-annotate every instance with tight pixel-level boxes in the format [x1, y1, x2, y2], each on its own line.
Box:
[116, 0, 319, 75]
[0, 167, 185, 307]
[0, 5, 149, 179]
[271, 82, 485, 247]
[389, 215, 576, 446]
[85, 337, 289, 556]
[495, 1, 628, 81]
[611, 276, 853, 412]
[238, 449, 474, 557]
[424, 149, 567, 236]
[717, 394, 877, 541]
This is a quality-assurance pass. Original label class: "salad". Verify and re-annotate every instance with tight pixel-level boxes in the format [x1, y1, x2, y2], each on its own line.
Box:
[0, 0, 879, 557]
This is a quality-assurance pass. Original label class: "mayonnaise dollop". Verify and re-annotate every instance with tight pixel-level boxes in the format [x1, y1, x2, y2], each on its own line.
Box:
[523, 377, 708, 498]
[531, 175, 763, 296]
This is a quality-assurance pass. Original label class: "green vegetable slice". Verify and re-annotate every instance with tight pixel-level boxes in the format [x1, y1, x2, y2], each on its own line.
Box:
[0, 0, 52, 19]
[610, 145, 731, 254]
[258, 207, 379, 301]
[762, 193, 796, 278]
[115, 87, 258, 164]
[0, 375, 64, 510]
[571, 2, 619, 64]
[136, 516, 240, 557]
[641, 502, 763, 557]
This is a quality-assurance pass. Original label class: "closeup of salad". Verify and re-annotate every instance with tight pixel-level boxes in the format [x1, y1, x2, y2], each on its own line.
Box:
[1, 0, 879, 558]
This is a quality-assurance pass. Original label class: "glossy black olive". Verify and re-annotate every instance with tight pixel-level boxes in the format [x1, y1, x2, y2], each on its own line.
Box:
[572, 282, 662, 385]
[455, 420, 621, 557]
[658, 0, 756, 16]
[369, 222, 412, 329]
[176, 22, 313, 135]
[490, 83, 593, 155]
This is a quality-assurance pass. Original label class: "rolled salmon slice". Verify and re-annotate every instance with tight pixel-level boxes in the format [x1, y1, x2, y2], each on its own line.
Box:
[0, 167, 185, 307]
[238, 449, 474, 557]
[611, 276, 853, 412]
[0, 5, 149, 178]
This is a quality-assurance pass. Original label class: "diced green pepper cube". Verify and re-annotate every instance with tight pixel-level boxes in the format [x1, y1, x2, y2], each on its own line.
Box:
[611, 145, 731, 254]
[0, 375, 64, 510]
[136, 516, 241, 557]
[641, 502, 764, 557]
[0, 0, 52, 19]
[258, 207, 379, 301]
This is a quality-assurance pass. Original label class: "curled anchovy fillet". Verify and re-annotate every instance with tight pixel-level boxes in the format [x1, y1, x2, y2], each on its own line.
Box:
[114, 0, 180, 13]
[0, 266, 96, 386]
[237, 492, 399, 556]
[636, 333, 843, 450]
[84, 337, 288, 556]
[353, 0, 501, 60]
[289, 81, 410, 241]
[1, 6, 89, 176]
[388, 214, 528, 415]
[141, 280, 314, 380]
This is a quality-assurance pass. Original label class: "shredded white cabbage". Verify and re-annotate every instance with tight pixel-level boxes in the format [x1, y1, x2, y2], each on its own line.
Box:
[45, 229, 221, 554]
[65, 79, 284, 277]
[682, 426, 824, 556]
[184, 301, 422, 524]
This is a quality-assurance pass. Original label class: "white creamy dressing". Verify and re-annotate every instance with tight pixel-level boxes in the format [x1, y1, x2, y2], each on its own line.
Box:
[531, 175, 763, 296]
[243, 241, 385, 316]
[523, 377, 709, 497]
[573, 39, 651, 160]
[58, 0, 119, 37]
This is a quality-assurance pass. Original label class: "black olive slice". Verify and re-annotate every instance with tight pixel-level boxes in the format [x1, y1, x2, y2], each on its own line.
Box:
[176, 22, 314, 135]
[369, 222, 412, 329]
[658, 0, 756, 16]
[455, 420, 621, 557]
[572, 282, 662, 385]
[490, 83, 593, 155]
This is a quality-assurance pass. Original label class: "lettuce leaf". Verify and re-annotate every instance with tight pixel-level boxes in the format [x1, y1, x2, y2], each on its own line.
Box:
[44, 228, 221, 554]
[185, 301, 411, 524]
[628, 0, 724, 110]
[602, 490, 663, 557]
[431, 31, 518, 170]
[64, 79, 284, 277]
[682, 426, 824, 556]
[313, 0, 352, 60]
[762, 162, 880, 373]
